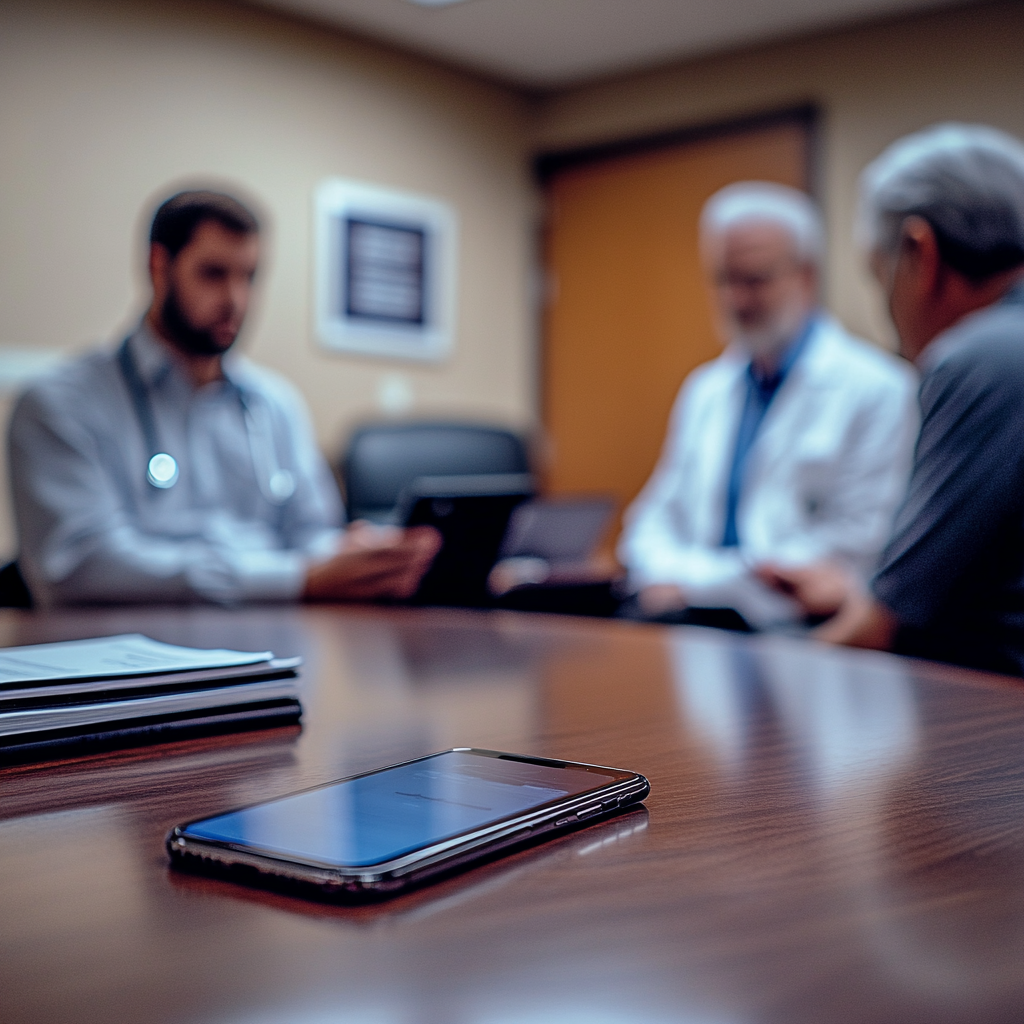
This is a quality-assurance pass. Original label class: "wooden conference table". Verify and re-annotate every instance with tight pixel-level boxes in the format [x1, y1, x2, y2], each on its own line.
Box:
[2, 603, 1024, 1024]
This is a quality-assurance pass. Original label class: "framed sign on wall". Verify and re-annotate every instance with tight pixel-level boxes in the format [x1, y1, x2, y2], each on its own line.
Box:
[314, 179, 458, 362]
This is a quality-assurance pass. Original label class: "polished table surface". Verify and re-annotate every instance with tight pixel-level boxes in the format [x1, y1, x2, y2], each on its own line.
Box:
[2, 604, 1024, 1024]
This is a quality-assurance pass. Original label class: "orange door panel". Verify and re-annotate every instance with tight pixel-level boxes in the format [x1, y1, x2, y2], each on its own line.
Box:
[542, 120, 810, 552]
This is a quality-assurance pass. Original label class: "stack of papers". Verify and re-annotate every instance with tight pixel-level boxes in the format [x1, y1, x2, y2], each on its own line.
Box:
[0, 633, 302, 761]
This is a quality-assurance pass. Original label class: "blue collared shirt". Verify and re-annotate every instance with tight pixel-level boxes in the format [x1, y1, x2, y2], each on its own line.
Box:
[721, 315, 817, 547]
[10, 323, 344, 605]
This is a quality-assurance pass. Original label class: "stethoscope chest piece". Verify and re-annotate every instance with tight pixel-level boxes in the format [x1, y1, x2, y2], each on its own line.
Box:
[147, 453, 179, 489]
[120, 336, 295, 503]
[268, 469, 295, 502]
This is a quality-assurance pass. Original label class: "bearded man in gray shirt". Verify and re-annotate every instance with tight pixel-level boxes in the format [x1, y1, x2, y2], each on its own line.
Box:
[759, 124, 1024, 675]
[9, 189, 439, 606]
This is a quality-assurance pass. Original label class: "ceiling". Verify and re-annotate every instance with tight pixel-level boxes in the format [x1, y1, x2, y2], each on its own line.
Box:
[247, 0, 970, 90]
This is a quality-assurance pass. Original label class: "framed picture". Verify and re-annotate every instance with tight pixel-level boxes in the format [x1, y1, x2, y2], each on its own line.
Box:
[314, 179, 458, 362]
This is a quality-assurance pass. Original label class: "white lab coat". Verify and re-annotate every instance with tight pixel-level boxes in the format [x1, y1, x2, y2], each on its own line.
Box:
[618, 315, 919, 628]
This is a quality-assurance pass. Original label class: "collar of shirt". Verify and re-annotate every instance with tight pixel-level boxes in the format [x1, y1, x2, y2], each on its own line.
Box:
[918, 280, 1024, 374]
[1003, 279, 1024, 308]
[745, 311, 819, 397]
[128, 321, 246, 395]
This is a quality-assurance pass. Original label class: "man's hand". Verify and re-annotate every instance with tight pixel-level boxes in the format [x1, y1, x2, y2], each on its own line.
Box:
[755, 561, 898, 649]
[637, 583, 688, 617]
[754, 562, 850, 618]
[303, 523, 441, 602]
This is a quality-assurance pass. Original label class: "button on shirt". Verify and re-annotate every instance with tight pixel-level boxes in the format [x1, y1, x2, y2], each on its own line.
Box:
[10, 324, 344, 606]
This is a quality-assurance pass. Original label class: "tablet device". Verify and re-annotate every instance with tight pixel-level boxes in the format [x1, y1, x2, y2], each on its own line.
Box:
[501, 496, 615, 566]
[399, 473, 533, 607]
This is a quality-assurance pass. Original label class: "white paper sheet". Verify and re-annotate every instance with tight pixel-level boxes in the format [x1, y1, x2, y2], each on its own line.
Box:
[0, 634, 273, 685]
[0, 657, 302, 703]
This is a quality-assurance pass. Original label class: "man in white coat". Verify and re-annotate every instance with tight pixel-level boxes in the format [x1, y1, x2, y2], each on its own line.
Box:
[618, 181, 918, 629]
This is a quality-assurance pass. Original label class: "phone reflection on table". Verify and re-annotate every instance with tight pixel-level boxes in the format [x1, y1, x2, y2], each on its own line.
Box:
[169, 806, 651, 926]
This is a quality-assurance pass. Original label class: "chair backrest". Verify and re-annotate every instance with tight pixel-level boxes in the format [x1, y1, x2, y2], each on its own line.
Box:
[342, 421, 531, 522]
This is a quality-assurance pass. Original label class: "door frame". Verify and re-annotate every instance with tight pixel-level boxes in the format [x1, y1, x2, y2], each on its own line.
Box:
[534, 103, 820, 194]
[531, 104, 820, 520]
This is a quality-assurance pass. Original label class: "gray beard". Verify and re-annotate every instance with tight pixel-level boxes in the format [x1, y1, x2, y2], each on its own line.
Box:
[730, 301, 809, 359]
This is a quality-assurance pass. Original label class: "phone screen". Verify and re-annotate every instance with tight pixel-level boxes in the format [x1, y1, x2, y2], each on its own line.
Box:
[184, 750, 621, 868]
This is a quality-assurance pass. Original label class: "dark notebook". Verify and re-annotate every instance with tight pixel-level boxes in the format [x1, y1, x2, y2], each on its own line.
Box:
[0, 634, 301, 762]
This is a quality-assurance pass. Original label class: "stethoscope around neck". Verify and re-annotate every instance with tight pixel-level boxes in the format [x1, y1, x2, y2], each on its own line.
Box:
[117, 338, 296, 504]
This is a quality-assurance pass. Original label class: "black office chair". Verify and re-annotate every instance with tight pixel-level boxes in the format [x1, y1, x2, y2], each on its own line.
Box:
[341, 421, 532, 523]
[0, 560, 32, 608]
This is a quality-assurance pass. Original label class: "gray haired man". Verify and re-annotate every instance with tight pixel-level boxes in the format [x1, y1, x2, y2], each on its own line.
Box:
[619, 181, 917, 629]
[760, 124, 1024, 674]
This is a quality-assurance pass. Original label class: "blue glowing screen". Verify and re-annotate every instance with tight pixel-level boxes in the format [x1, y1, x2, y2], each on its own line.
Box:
[186, 751, 613, 868]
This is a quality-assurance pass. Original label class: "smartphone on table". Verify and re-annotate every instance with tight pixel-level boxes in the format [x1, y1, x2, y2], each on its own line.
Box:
[167, 747, 649, 900]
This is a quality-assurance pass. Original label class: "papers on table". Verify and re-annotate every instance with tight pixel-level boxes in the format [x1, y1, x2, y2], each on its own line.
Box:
[0, 658, 301, 707]
[0, 633, 272, 685]
[0, 633, 302, 760]
[0, 678, 301, 737]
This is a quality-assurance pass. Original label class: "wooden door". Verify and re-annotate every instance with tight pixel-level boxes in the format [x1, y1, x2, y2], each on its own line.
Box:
[541, 116, 811, 550]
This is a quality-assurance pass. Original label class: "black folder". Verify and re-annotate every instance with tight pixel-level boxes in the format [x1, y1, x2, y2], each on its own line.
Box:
[0, 634, 302, 763]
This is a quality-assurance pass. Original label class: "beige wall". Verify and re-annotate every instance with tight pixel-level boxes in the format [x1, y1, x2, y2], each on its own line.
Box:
[0, 0, 537, 557]
[1, 0, 1023, 565]
[533, 0, 1024, 351]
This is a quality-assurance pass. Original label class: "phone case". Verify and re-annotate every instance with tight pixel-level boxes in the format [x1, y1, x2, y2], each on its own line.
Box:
[167, 747, 650, 901]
